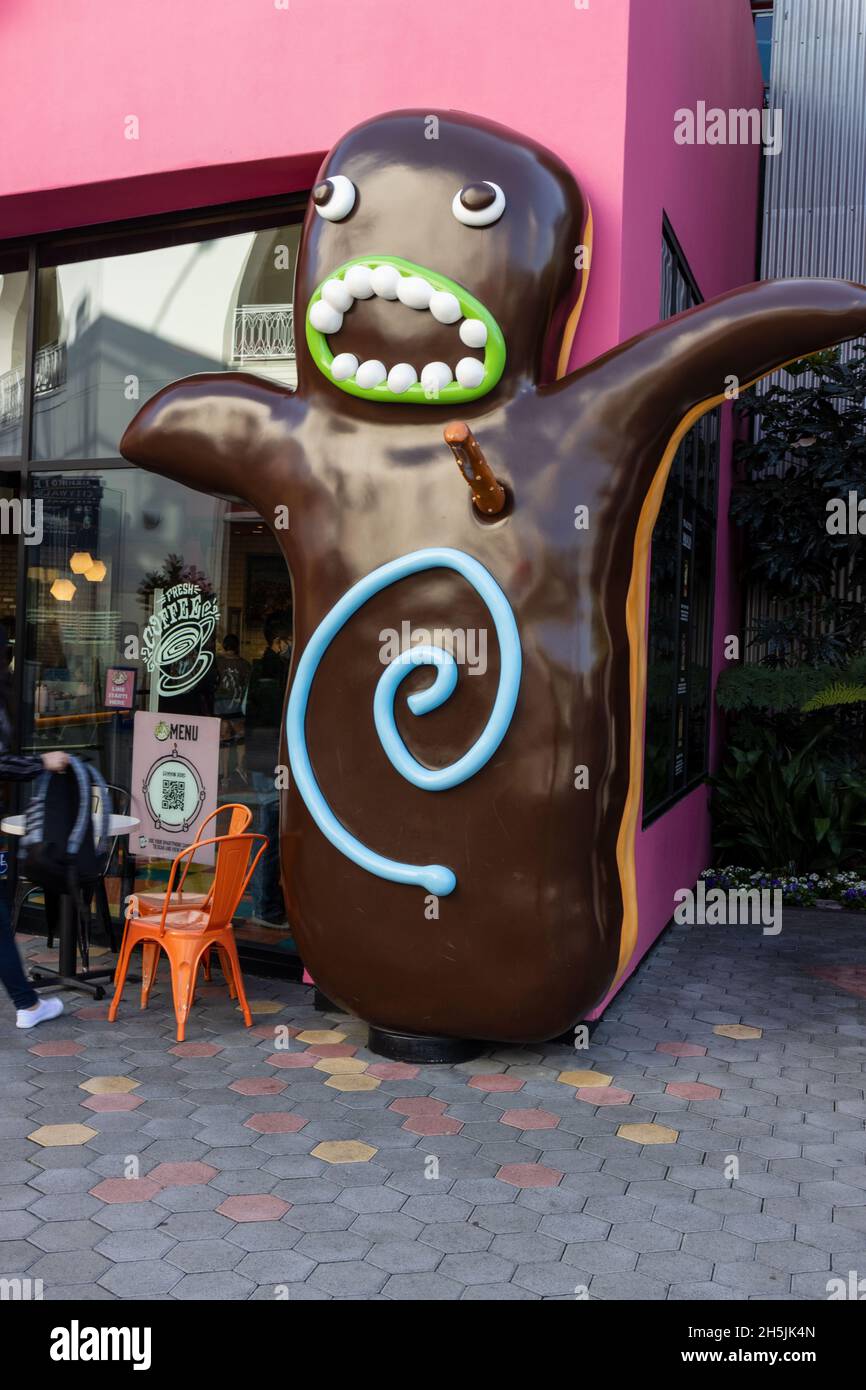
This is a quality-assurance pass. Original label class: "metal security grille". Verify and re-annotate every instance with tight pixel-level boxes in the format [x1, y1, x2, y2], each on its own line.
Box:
[643, 221, 720, 823]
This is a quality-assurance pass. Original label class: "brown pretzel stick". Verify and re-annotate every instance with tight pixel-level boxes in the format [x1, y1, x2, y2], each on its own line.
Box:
[443, 422, 507, 516]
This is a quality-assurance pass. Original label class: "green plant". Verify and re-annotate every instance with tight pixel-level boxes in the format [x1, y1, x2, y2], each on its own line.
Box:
[709, 728, 866, 872]
[801, 682, 866, 712]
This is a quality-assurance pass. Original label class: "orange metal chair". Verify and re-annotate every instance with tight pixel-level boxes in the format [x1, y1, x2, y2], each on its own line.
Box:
[126, 803, 253, 990]
[109, 832, 266, 1042]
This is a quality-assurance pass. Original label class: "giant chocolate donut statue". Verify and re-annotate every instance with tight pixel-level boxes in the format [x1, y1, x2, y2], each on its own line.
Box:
[121, 110, 866, 1050]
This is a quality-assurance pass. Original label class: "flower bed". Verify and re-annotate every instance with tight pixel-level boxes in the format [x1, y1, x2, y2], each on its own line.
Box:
[700, 866, 866, 910]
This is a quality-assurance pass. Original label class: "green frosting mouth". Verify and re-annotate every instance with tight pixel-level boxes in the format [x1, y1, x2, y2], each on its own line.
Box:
[305, 255, 506, 404]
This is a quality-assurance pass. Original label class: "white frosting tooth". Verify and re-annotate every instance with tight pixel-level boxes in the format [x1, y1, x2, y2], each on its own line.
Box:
[387, 363, 418, 394]
[370, 265, 400, 299]
[459, 318, 487, 349]
[310, 300, 343, 334]
[456, 357, 485, 389]
[420, 361, 453, 393]
[322, 278, 354, 313]
[396, 276, 433, 310]
[355, 359, 387, 389]
[331, 352, 359, 381]
[429, 291, 462, 325]
[343, 265, 375, 299]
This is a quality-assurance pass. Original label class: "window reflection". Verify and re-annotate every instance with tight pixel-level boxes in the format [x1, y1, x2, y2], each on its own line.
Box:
[0, 265, 30, 457]
[33, 223, 301, 460]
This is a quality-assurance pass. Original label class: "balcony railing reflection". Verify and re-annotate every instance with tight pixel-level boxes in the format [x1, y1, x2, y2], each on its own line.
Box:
[232, 304, 295, 362]
[0, 342, 68, 427]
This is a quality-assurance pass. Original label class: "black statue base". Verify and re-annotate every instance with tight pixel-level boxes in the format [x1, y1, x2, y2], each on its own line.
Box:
[368, 1027, 483, 1065]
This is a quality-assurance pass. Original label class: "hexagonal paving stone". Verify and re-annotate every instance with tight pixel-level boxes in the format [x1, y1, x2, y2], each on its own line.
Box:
[576, 1086, 634, 1105]
[79, 1076, 140, 1094]
[146, 1162, 218, 1186]
[324, 1074, 381, 1092]
[246, 1000, 284, 1015]
[617, 1122, 679, 1145]
[228, 1077, 286, 1096]
[94, 1229, 176, 1262]
[311, 1140, 377, 1164]
[713, 1024, 762, 1040]
[29, 1123, 97, 1147]
[244, 1112, 308, 1134]
[81, 1094, 144, 1112]
[267, 1052, 317, 1070]
[557, 1070, 613, 1087]
[313, 1057, 368, 1074]
[496, 1163, 562, 1189]
[296, 1030, 346, 1044]
[468, 1074, 524, 1093]
[89, 1178, 162, 1203]
[28, 1040, 84, 1057]
[655, 1043, 707, 1057]
[216, 1194, 291, 1222]
[665, 1082, 722, 1101]
[366, 1062, 419, 1080]
[389, 1097, 446, 1116]
[169, 1042, 223, 1057]
[499, 1109, 559, 1131]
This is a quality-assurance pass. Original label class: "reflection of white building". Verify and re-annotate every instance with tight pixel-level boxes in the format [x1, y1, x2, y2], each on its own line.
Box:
[28, 224, 301, 460]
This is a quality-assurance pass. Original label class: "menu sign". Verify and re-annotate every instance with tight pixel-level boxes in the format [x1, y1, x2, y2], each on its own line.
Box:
[130, 712, 220, 864]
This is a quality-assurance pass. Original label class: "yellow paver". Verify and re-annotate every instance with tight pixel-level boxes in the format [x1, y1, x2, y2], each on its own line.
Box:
[324, 1073, 381, 1092]
[557, 1070, 613, 1088]
[714, 1024, 762, 1040]
[79, 1076, 140, 1095]
[617, 1122, 679, 1145]
[29, 1123, 97, 1147]
[311, 1140, 377, 1163]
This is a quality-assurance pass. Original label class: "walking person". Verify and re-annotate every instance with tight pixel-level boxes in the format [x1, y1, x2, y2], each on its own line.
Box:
[0, 630, 70, 1027]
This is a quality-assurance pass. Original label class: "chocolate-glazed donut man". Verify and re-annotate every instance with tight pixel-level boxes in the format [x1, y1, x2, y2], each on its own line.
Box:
[121, 109, 866, 1044]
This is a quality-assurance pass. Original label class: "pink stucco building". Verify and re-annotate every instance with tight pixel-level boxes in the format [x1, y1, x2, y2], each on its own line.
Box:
[0, 0, 764, 1011]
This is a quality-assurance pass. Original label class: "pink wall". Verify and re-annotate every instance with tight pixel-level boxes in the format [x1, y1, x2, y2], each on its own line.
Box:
[0, 0, 762, 1011]
[590, 0, 763, 1010]
[0, 0, 631, 368]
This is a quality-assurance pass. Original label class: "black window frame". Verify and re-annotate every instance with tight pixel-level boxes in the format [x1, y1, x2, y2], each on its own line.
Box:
[642, 214, 721, 827]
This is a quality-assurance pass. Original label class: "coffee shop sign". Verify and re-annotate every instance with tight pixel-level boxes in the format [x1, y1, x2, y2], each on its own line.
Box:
[142, 583, 219, 698]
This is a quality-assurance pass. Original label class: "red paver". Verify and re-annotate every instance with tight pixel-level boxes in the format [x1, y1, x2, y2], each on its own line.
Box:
[402, 1114, 463, 1136]
[216, 1194, 290, 1222]
[808, 966, 866, 1000]
[468, 1073, 524, 1093]
[665, 1081, 722, 1101]
[90, 1178, 161, 1204]
[29, 1040, 84, 1057]
[147, 1162, 218, 1186]
[499, 1108, 560, 1131]
[250, 1024, 299, 1040]
[576, 1086, 634, 1106]
[656, 1042, 707, 1057]
[169, 1042, 223, 1057]
[388, 1097, 446, 1116]
[76, 1006, 110, 1021]
[244, 1112, 307, 1134]
[82, 1093, 144, 1113]
[266, 1052, 317, 1070]
[497, 1163, 563, 1188]
[305, 1044, 358, 1058]
[229, 1076, 287, 1095]
[366, 1062, 419, 1080]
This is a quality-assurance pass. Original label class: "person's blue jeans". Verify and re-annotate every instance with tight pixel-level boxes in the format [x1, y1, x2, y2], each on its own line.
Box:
[249, 772, 285, 921]
[0, 884, 38, 1010]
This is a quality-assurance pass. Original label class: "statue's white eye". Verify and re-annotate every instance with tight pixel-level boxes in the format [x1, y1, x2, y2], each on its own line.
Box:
[313, 175, 357, 222]
[452, 181, 505, 227]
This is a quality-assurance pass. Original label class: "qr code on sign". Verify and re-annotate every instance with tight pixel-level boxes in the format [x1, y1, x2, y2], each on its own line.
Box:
[160, 775, 185, 813]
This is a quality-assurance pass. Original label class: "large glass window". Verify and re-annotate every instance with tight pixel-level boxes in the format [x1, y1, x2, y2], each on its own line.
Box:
[33, 221, 301, 459]
[0, 254, 29, 458]
[2, 196, 306, 969]
[643, 222, 720, 822]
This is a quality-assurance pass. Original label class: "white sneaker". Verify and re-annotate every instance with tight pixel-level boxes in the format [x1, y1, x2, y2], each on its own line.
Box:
[16, 996, 65, 1029]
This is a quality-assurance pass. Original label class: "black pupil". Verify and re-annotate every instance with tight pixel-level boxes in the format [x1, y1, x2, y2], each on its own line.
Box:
[313, 181, 334, 207]
[460, 182, 496, 211]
